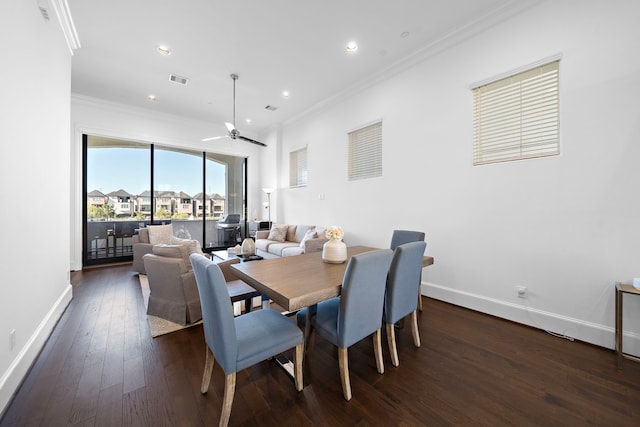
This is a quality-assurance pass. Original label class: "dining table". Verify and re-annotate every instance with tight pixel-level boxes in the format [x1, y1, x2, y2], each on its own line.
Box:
[231, 245, 434, 335]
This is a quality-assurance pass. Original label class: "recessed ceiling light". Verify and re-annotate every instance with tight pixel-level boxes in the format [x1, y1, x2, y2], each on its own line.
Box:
[282, 91, 290, 98]
[147, 95, 157, 101]
[400, 31, 410, 38]
[245, 118, 252, 124]
[157, 46, 171, 55]
[346, 41, 358, 52]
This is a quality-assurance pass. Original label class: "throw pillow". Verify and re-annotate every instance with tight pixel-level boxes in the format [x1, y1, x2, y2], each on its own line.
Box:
[148, 224, 173, 245]
[138, 227, 150, 243]
[286, 225, 298, 242]
[267, 224, 288, 242]
[299, 228, 317, 248]
[152, 243, 189, 261]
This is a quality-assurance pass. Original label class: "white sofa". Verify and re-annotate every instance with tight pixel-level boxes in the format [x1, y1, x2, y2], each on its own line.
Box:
[255, 224, 329, 258]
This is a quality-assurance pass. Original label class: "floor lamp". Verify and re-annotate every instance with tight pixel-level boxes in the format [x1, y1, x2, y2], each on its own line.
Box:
[262, 188, 274, 225]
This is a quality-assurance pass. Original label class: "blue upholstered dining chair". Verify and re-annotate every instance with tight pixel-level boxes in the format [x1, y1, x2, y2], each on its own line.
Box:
[190, 254, 304, 427]
[390, 229, 425, 250]
[384, 241, 427, 367]
[389, 229, 426, 310]
[296, 249, 393, 401]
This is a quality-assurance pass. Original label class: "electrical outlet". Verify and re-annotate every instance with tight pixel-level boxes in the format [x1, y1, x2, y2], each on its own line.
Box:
[517, 286, 528, 298]
[10, 329, 16, 350]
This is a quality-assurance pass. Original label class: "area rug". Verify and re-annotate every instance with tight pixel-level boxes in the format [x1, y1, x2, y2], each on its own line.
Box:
[138, 274, 202, 338]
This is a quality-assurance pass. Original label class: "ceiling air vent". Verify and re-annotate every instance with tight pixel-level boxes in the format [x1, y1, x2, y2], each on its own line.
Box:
[37, 0, 50, 20]
[265, 105, 278, 111]
[169, 74, 189, 85]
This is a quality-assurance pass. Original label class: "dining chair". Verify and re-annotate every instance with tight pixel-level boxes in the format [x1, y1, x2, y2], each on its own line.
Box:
[384, 241, 427, 367]
[190, 254, 304, 427]
[389, 229, 426, 310]
[296, 249, 393, 401]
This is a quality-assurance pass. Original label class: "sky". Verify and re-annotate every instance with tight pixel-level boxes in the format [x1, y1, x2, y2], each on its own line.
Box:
[87, 147, 227, 196]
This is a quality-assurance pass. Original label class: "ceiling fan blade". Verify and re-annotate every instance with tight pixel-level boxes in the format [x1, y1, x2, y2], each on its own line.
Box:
[238, 135, 267, 147]
[225, 122, 236, 133]
[202, 135, 228, 142]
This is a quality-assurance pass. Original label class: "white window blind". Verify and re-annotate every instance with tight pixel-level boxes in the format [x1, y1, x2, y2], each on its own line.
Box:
[289, 147, 308, 187]
[472, 60, 560, 165]
[348, 121, 382, 180]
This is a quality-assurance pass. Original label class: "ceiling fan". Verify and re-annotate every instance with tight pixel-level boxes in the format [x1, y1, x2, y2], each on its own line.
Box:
[202, 74, 267, 147]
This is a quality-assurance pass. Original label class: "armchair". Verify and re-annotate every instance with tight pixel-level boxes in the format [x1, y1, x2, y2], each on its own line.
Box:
[143, 244, 203, 325]
[133, 224, 203, 274]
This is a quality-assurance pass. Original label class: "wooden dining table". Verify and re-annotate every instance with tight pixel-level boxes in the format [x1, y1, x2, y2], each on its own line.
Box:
[231, 244, 434, 316]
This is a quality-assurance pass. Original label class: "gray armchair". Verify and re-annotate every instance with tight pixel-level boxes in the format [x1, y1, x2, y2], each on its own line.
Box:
[133, 224, 203, 274]
[143, 244, 203, 325]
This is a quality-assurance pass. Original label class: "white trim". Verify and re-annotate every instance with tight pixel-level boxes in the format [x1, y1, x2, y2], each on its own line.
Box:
[469, 52, 563, 89]
[51, 0, 81, 54]
[419, 281, 634, 355]
[0, 285, 73, 415]
[283, 0, 543, 128]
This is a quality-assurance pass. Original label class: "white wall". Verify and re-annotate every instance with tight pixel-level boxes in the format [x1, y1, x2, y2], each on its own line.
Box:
[263, 0, 640, 352]
[0, 1, 73, 414]
[70, 96, 265, 270]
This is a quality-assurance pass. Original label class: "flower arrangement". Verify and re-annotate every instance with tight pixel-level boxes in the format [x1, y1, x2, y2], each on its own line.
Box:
[325, 225, 344, 240]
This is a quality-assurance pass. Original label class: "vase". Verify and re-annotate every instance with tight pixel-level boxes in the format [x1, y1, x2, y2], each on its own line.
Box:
[322, 238, 347, 264]
[241, 238, 255, 256]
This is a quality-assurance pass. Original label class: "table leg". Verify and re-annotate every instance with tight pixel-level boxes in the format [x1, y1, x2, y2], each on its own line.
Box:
[304, 304, 317, 355]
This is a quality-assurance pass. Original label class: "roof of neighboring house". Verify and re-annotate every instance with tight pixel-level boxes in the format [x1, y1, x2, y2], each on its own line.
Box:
[87, 189, 106, 197]
[107, 189, 134, 197]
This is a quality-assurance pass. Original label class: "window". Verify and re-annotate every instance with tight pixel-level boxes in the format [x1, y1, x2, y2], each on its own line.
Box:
[289, 147, 308, 187]
[84, 135, 247, 266]
[472, 59, 560, 165]
[348, 120, 382, 180]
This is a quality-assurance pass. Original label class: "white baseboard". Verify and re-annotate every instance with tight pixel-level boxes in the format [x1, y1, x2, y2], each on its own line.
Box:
[0, 284, 73, 416]
[421, 282, 640, 357]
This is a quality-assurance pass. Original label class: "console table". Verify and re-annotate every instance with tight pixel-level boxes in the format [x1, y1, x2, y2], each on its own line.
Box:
[615, 282, 640, 363]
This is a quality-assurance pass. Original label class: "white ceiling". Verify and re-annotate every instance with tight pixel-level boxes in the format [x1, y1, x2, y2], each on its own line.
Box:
[68, 0, 536, 141]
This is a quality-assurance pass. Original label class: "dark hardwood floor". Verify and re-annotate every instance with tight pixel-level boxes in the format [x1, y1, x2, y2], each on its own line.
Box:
[2, 264, 640, 426]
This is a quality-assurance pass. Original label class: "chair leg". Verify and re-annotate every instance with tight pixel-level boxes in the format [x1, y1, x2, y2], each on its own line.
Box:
[386, 322, 399, 367]
[373, 328, 384, 374]
[219, 373, 236, 427]
[294, 342, 304, 391]
[201, 346, 215, 394]
[410, 310, 421, 348]
[338, 347, 352, 401]
[418, 274, 423, 311]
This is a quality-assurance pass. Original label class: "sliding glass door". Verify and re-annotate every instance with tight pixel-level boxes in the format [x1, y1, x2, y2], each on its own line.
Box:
[83, 134, 247, 266]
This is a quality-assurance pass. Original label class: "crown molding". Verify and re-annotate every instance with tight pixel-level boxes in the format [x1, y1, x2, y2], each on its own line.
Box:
[283, 0, 543, 128]
[48, 0, 81, 54]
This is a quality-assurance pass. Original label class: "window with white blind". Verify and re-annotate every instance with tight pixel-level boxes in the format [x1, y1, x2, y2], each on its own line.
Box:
[289, 146, 308, 187]
[472, 59, 560, 165]
[348, 121, 382, 180]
